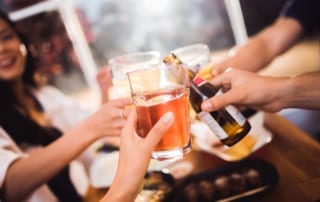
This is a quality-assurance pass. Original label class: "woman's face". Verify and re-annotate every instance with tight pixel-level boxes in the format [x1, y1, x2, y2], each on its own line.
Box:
[0, 18, 26, 82]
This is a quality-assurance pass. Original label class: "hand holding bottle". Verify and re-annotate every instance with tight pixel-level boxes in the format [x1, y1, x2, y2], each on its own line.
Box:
[163, 53, 251, 146]
[201, 68, 287, 113]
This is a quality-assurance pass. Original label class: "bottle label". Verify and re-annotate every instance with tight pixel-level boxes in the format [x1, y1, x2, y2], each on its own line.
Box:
[216, 90, 246, 126]
[225, 105, 246, 126]
[198, 111, 228, 139]
[193, 75, 206, 87]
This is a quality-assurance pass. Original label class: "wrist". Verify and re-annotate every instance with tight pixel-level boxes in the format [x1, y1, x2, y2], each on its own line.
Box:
[69, 117, 99, 144]
[102, 175, 142, 202]
[277, 76, 296, 109]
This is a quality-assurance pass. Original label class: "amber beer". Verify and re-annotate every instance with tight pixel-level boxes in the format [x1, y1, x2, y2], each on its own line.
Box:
[133, 86, 190, 160]
[128, 64, 191, 160]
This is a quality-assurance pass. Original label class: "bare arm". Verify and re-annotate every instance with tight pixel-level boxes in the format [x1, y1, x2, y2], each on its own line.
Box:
[2, 98, 132, 201]
[3, 123, 96, 201]
[100, 111, 174, 202]
[212, 17, 304, 74]
[201, 69, 320, 112]
[285, 71, 320, 109]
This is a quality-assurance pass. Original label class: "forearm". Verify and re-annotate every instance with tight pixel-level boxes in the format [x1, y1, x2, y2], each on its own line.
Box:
[214, 18, 303, 74]
[100, 176, 142, 202]
[100, 162, 146, 202]
[283, 72, 320, 109]
[2, 120, 97, 201]
[224, 36, 275, 72]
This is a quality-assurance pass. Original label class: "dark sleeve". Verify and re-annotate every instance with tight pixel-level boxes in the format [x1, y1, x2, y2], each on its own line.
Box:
[279, 0, 320, 34]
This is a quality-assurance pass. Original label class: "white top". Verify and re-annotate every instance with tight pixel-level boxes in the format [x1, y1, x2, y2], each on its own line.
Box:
[0, 86, 91, 202]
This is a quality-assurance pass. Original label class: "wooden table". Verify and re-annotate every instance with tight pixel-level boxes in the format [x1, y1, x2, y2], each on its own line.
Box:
[169, 113, 320, 201]
[85, 113, 320, 201]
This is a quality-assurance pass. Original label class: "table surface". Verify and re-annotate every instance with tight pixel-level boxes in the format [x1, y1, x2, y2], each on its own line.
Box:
[85, 113, 320, 202]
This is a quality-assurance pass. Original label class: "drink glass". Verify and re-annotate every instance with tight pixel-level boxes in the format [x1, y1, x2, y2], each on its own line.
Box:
[128, 64, 191, 161]
[172, 43, 211, 71]
[109, 51, 160, 97]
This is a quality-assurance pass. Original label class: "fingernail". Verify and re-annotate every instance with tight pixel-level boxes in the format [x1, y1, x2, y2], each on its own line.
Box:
[201, 101, 212, 111]
[162, 112, 174, 124]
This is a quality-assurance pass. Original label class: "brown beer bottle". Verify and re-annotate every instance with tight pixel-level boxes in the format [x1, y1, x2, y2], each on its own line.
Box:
[163, 53, 251, 146]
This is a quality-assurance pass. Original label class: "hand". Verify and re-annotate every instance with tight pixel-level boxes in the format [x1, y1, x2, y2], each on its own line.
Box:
[84, 98, 133, 139]
[101, 111, 174, 201]
[201, 68, 288, 113]
[97, 66, 113, 103]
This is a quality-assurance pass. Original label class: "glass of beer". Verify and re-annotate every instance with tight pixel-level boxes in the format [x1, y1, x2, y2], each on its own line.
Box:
[128, 63, 191, 161]
[109, 51, 160, 98]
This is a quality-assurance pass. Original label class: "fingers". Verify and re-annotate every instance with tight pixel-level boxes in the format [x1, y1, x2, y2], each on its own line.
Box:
[201, 90, 239, 111]
[119, 108, 126, 120]
[210, 67, 233, 87]
[144, 112, 174, 148]
[109, 97, 133, 108]
[119, 107, 132, 120]
[201, 68, 234, 111]
[122, 110, 137, 135]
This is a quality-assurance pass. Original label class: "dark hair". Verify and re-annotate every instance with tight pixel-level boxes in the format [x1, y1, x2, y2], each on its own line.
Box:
[0, 11, 38, 88]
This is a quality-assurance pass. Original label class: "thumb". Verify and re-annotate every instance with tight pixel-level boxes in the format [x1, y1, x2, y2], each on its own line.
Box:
[201, 90, 239, 112]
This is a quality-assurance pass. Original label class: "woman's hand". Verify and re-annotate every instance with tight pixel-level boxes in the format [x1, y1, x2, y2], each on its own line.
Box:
[201, 68, 290, 113]
[83, 97, 133, 139]
[101, 111, 174, 202]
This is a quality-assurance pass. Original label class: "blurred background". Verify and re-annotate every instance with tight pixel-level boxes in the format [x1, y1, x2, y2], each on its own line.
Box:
[1, 0, 317, 111]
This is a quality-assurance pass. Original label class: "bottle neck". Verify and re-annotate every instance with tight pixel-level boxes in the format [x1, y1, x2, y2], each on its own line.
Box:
[163, 52, 207, 86]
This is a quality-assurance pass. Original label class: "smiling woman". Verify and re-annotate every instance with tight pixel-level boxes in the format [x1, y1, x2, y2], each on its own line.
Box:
[0, 10, 136, 202]
[0, 20, 26, 81]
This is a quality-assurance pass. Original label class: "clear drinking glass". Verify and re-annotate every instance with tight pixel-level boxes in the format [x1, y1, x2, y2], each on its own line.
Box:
[109, 51, 160, 97]
[172, 43, 211, 71]
[128, 64, 191, 161]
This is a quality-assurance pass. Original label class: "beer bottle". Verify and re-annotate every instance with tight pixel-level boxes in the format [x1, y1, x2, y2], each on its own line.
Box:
[163, 53, 251, 146]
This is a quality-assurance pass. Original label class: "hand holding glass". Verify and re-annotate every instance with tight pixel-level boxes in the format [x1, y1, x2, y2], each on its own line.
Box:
[128, 64, 191, 160]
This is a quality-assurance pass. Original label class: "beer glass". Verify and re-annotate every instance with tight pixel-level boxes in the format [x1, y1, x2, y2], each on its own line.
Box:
[109, 51, 160, 98]
[173, 43, 211, 71]
[128, 63, 191, 160]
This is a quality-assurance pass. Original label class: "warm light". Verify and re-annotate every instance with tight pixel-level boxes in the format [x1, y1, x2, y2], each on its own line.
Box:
[140, 0, 173, 16]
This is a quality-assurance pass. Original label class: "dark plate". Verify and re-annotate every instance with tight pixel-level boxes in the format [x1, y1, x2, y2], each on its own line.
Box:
[166, 158, 279, 202]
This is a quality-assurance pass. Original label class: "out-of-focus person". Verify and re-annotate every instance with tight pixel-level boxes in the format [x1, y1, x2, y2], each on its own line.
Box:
[0, 11, 132, 201]
[203, 0, 320, 140]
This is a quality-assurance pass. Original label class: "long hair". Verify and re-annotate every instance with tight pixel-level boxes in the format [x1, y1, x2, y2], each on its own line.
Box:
[0, 11, 47, 145]
[0, 12, 82, 201]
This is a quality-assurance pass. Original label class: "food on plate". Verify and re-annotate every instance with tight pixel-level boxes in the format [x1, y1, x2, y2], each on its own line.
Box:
[168, 159, 278, 202]
[198, 180, 215, 201]
[213, 175, 231, 198]
[184, 183, 198, 202]
[243, 168, 263, 187]
[229, 172, 247, 193]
